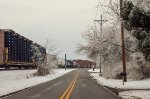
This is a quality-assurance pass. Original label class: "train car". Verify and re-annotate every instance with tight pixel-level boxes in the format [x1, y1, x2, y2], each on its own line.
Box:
[0, 29, 4, 67]
[0, 29, 46, 69]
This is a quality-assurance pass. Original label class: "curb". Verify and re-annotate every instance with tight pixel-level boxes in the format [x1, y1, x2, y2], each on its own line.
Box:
[88, 73, 150, 99]
[88, 73, 122, 99]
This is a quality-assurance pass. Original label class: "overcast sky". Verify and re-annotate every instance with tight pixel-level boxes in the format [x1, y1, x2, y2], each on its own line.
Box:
[0, 0, 98, 60]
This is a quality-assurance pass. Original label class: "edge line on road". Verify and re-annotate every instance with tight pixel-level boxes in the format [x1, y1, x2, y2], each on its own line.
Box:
[88, 73, 120, 98]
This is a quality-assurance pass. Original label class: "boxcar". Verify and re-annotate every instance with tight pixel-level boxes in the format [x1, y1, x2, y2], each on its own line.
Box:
[0, 29, 4, 67]
[0, 29, 46, 69]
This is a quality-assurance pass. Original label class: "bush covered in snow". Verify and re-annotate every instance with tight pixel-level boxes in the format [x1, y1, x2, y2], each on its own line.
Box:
[110, 52, 150, 80]
[129, 52, 150, 79]
[31, 40, 58, 76]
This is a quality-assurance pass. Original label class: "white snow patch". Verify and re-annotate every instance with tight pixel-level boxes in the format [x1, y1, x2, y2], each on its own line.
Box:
[0, 69, 75, 96]
[88, 69, 100, 73]
[89, 71, 150, 90]
[119, 90, 150, 99]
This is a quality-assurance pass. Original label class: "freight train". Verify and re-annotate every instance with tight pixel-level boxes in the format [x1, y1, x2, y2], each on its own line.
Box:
[0, 29, 46, 69]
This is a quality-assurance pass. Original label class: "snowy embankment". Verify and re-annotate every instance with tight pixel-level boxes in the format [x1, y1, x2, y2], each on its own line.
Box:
[88, 69, 150, 99]
[119, 90, 150, 99]
[0, 69, 75, 97]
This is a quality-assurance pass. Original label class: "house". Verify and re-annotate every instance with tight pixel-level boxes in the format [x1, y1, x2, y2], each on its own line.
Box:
[73, 60, 96, 68]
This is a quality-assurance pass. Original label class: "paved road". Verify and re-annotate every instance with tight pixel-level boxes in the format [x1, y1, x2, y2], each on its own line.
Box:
[3, 69, 120, 99]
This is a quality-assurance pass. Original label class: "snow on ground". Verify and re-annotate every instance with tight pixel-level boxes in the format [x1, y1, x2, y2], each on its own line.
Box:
[89, 69, 150, 90]
[0, 69, 75, 96]
[88, 68, 100, 73]
[88, 69, 150, 99]
[119, 90, 150, 99]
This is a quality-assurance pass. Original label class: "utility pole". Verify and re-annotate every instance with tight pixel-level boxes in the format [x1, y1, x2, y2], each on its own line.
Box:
[120, 0, 127, 83]
[94, 15, 108, 75]
[65, 54, 67, 70]
[94, 22, 97, 71]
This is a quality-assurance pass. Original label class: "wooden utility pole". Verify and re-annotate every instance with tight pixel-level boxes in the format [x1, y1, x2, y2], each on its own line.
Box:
[120, 0, 127, 82]
[94, 15, 108, 74]
[94, 21, 97, 71]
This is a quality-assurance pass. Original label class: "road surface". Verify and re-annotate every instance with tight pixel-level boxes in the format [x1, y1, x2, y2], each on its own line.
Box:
[3, 69, 120, 99]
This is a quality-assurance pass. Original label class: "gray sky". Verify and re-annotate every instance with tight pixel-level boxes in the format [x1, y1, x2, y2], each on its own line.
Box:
[0, 0, 97, 60]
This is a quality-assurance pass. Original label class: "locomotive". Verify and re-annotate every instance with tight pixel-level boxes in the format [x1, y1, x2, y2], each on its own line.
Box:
[0, 29, 46, 69]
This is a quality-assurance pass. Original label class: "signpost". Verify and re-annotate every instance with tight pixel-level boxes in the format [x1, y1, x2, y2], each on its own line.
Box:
[65, 54, 67, 70]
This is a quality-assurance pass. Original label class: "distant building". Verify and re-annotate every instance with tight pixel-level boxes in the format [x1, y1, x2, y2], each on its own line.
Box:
[73, 60, 96, 68]
[58, 59, 76, 68]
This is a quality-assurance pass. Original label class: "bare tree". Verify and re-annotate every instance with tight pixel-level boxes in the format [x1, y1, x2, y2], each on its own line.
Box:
[76, 24, 135, 78]
[32, 40, 59, 76]
[77, 0, 150, 80]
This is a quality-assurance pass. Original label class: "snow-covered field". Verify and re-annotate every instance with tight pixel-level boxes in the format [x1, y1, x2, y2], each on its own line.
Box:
[0, 69, 75, 96]
[88, 69, 150, 99]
